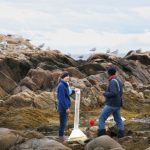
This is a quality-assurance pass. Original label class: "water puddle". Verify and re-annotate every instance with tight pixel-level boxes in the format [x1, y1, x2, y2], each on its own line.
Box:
[131, 118, 150, 124]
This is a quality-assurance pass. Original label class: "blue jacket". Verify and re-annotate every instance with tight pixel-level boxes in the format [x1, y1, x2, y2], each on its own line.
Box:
[56, 80, 74, 112]
[104, 77, 123, 107]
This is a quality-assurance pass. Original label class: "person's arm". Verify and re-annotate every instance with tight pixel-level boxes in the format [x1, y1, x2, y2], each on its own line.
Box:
[103, 80, 118, 98]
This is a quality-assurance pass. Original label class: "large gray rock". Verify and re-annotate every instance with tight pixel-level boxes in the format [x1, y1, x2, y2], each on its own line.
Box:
[65, 67, 86, 79]
[34, 91, 56, 109]
[5, 89, 35, 107]
[0, 128, 23, 150]
[125, 51, 150, 65]
[86, 135, 123, 150]
[0, 86, 7, 98]
[78, 63, 105, 76]
[25, 68, 62, 90]
[19, 138, 71, 150]
[110, 148, 125, 150]
[124, 81, 133, 92]
[143, 90, 150, 99]
[0, 71, 17, 93]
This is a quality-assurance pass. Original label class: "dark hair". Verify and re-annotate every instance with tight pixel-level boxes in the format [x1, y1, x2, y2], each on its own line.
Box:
[107, 67, 117, 75]
[60, 71, 70, 79]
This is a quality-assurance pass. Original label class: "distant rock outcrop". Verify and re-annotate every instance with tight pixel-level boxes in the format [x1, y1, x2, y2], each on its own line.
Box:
[0, 34, 150, 110]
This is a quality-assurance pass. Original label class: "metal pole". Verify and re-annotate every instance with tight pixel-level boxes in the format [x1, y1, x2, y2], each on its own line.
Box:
[74, 90, 80, 130]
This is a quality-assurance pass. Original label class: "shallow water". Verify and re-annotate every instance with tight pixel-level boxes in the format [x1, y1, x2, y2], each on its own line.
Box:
[131, 118, 150, 124]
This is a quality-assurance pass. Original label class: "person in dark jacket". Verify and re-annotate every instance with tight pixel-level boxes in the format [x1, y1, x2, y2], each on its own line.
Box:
[98, 67, 124, 138]
[56, 71, 75, 141]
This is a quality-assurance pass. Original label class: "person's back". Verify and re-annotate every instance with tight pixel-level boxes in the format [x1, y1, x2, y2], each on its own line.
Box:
[105, 78, 123, 107]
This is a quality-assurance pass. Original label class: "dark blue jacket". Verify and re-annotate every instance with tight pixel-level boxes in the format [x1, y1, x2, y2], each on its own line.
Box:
[104, 78, 123, 107]
[56, 80, 74, 112]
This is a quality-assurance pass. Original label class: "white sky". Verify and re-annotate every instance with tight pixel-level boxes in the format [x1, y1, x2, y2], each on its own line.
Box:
[0, 0, 150, 54]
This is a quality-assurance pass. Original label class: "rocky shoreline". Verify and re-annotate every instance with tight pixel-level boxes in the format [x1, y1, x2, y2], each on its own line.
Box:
[0, 34, 150, 150]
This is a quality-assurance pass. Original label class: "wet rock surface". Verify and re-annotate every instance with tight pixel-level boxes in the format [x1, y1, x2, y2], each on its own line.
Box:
[86, 135, 123, 150]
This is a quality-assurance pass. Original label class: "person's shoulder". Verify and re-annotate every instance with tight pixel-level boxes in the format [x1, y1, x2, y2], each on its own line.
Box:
[110, 79, 116, 83]
[110, 78, 121, 85]
[57, 81, 64, 88]
[114, 78, 123, 87]
[57, 84, 65, 92]
[116, 78, 122, 84]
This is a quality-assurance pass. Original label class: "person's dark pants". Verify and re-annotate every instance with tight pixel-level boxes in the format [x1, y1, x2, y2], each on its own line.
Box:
[59, 110, 68, 137]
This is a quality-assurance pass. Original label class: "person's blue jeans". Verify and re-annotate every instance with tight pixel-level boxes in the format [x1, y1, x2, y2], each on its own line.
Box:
[59, 110, 68, 137]
[99, 105, 124, 130]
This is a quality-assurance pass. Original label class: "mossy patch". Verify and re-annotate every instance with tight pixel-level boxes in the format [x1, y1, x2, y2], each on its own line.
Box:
[0, 107, 59, 130]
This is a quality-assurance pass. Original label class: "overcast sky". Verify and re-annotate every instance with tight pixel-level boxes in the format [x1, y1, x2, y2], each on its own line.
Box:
[0, 0, 150, 54]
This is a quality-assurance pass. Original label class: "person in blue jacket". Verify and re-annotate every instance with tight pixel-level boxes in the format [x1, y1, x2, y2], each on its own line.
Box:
[56, 71, 75, 141]
[98, 67, 124, 138]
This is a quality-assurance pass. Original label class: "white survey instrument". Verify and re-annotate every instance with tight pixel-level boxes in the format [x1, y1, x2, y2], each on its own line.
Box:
[68, 89, 87, 141]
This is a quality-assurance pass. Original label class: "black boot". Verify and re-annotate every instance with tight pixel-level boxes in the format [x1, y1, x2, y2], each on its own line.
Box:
[117, 130, 124, 138]
[97, 129, 106, 137]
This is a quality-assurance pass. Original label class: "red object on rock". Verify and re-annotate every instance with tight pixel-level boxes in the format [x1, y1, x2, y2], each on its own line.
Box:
[89, 118, 95, 126]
